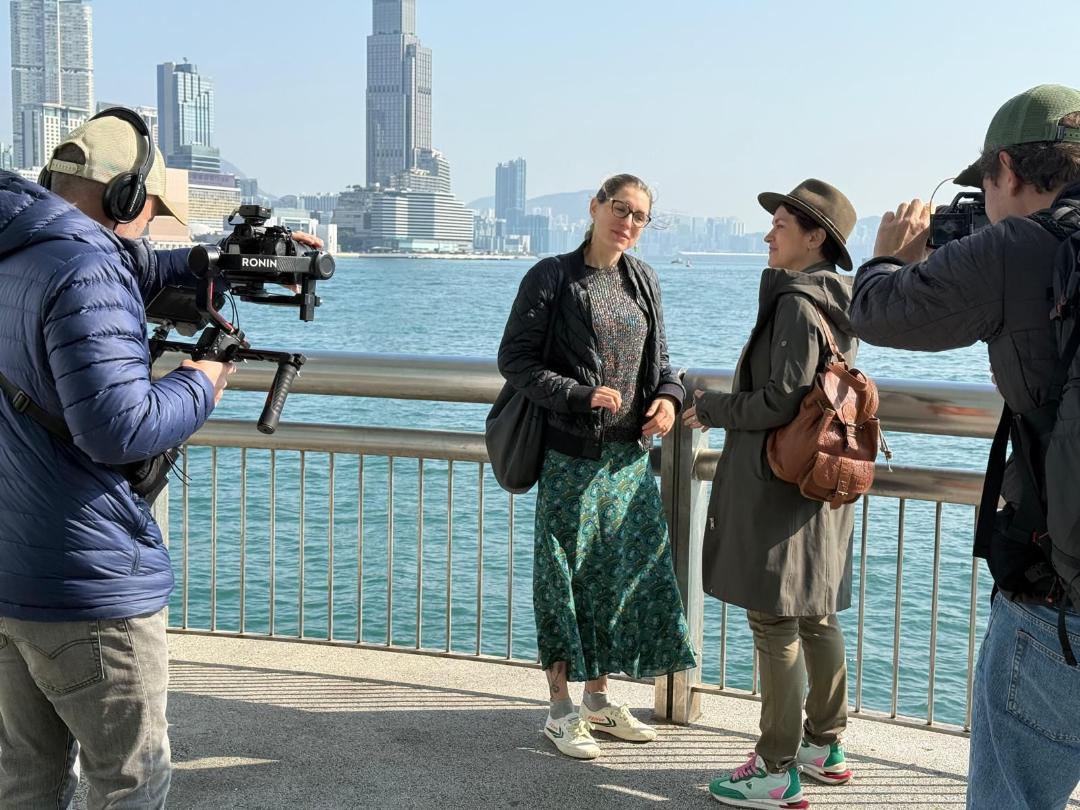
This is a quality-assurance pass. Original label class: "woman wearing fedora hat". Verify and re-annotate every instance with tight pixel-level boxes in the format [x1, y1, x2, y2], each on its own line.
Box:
[683, 179, 860, 808]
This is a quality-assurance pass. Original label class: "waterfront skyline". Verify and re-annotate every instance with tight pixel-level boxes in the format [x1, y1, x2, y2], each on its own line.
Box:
[0, 1, 1077, 224]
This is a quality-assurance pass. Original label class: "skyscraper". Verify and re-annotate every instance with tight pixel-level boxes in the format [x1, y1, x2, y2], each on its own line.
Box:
[495, 158, 527, 221]
[157, 60, 219, 172]
[9, 0, 94, 168]
[366, 0, 432, 188]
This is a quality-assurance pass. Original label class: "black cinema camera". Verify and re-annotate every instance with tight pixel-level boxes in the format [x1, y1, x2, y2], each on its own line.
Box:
[145, 205, 336, 434]
[928, 191, 990, 249]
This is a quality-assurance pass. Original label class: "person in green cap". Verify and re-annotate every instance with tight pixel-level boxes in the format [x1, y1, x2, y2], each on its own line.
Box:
[849, 84, 1080, 809]
[683, 178, 859, 808]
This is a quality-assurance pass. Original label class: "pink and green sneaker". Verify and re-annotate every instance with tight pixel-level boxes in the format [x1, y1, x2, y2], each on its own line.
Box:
[796, 738, 852, 785]
[708, 752, 810, 809]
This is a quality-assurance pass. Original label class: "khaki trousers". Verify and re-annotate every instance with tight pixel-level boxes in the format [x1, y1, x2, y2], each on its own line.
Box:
[746, 611, 848, 772]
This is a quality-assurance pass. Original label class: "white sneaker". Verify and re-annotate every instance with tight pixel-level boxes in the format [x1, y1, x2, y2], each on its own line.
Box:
[585, 703, 657, 742]
[543, 712, 601, 759]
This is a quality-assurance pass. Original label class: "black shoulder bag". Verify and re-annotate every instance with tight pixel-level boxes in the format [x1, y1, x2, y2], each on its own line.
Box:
[485, 258, 566, 494]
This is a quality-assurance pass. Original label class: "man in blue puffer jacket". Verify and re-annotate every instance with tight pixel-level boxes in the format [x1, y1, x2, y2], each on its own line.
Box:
[0, 111, 234, 807]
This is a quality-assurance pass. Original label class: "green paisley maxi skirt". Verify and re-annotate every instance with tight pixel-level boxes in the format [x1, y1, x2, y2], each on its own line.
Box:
[533, 442, 697, 681]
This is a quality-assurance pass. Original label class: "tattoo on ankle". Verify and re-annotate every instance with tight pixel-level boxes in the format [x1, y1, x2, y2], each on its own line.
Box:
[545, 662, 567, 699]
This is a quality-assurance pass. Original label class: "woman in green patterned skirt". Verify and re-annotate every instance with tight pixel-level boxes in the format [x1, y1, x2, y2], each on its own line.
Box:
[497, 174, 697, 760]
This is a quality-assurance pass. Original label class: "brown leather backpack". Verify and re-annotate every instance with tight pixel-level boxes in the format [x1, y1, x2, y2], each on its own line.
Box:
[766, 306, 890, 508]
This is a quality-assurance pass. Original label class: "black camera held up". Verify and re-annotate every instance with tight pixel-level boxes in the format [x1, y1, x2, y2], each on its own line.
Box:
[928, 191, 990, 249]
[145, 205, 336, 434]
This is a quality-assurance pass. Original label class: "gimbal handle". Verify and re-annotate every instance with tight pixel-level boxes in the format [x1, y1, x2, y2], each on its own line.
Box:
[150, 326, 306, 435]
[258, 354, 306, 434]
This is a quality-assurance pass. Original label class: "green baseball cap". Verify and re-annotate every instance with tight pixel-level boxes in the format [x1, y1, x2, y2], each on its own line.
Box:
[955, 84, 1080, 187]
[44, 114, 188, 224]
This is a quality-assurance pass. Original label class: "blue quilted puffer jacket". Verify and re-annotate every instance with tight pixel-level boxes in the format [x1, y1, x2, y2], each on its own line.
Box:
[0, 172, 216, 620]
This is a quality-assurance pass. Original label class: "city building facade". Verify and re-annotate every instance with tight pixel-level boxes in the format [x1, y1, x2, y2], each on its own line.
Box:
[9, 0, 94, 168]
[17, 102, 86, 169]
[157, 59, 220, 172]
[369, 189, 473, 252]
[333, 186, 376, 252]
[366, 0, 432, 188]
[495, 158, 526, 221]
[186, 170, 241, 233]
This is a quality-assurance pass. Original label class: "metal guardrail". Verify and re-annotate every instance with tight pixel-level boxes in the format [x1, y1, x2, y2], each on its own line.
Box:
[159, 352, 1002, 734]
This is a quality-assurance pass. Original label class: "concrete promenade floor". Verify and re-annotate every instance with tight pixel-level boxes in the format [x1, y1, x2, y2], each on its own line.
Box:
[71, 633, 1079, 810]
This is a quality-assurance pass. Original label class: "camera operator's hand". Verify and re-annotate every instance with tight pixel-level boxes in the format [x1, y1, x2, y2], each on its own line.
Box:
[874, 198, 932, 264]
[292, 232, 323, 250]
[182, 359, 236, 405]
[278, 231, 325, 293]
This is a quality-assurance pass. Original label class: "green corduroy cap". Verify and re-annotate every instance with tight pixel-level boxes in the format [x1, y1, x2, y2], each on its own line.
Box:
[955, 84, 1080, 187]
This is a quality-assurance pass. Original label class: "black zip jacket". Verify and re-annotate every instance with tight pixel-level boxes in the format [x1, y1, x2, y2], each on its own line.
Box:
[497, 242, 684, 459]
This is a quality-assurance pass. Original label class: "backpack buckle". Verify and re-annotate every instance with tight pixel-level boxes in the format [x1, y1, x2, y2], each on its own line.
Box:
[10, 390, 30, 413]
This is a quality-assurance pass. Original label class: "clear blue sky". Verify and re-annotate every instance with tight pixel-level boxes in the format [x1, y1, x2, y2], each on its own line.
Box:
[1, 1, 1077, 223]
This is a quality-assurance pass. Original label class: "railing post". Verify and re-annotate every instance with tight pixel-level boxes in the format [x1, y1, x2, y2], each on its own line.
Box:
[152, 483, 170, 626]
[654, 409, 708, 725]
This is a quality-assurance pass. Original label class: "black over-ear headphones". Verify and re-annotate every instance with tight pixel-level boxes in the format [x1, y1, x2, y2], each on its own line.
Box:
[38, 106, 155, 225]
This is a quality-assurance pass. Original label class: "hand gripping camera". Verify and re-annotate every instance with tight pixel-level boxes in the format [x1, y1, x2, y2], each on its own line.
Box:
[145, 205, 336, 434]
[928, 191, 990, 249]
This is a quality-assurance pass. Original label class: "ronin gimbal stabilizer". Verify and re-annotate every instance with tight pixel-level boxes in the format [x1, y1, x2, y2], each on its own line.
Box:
[145, 205, 336, 434]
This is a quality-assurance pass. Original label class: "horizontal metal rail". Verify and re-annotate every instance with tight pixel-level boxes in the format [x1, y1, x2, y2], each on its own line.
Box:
[157, 351, 1003, 437]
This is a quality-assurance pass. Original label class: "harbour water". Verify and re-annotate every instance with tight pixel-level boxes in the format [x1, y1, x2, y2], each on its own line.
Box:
[168, 254, 995, 727]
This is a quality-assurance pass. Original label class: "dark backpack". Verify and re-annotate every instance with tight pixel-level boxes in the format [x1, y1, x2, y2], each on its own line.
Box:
[975, 197, 1080, 664]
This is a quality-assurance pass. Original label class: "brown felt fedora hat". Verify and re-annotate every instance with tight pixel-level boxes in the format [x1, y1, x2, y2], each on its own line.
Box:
[758, 178, 857, 270]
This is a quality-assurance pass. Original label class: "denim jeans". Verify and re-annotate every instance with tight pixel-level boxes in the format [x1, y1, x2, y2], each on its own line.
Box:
[968, 595, 1080, 810]
[0, 610, 170, 809]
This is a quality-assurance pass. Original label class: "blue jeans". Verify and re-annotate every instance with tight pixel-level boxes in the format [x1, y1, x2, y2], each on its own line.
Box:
[0, 611, 170, 809]
[968, 595, 1080, 810]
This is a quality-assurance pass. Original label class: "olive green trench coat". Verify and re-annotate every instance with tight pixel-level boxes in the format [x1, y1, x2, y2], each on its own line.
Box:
[695, 263, 859, 616]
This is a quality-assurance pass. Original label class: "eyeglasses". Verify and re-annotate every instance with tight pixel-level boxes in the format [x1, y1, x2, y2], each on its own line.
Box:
[610, 198, 652, 228]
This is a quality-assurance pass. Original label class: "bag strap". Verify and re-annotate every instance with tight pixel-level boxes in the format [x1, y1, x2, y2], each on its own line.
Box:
[0, 368, 73, 442]
[975, 404, 1012, 558]
[810, 305, 845, 365]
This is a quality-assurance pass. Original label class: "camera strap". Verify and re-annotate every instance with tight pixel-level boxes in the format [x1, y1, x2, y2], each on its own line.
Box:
[0, 368, 178, 505]
[0, 369, 74, 442]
